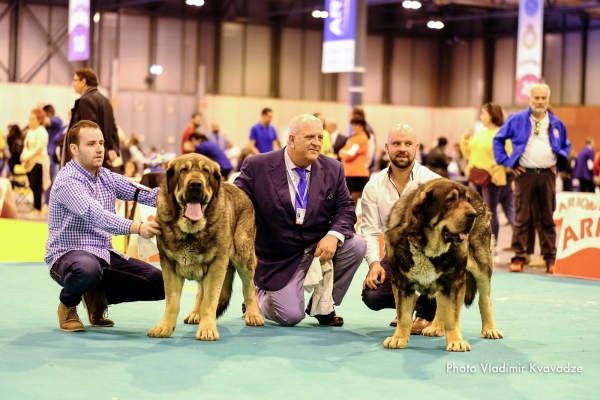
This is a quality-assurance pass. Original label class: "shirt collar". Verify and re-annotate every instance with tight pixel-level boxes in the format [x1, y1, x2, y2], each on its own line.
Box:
[284, 146, 312, 173]
[386, 160, 418, 181]
[69, 159, 103, 179]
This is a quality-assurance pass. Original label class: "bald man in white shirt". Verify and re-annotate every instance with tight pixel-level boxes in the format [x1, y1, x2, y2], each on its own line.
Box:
[360, 124, 440, 334]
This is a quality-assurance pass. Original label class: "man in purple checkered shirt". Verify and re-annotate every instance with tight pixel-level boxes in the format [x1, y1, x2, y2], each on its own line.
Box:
[45, 120, 164, 332]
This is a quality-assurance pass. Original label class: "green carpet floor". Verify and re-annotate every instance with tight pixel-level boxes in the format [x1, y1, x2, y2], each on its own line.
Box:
[1, 261, 599, 400]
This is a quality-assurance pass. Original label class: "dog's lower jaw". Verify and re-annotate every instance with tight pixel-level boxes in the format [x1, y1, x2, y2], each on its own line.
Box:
[177, 217, 207, 235]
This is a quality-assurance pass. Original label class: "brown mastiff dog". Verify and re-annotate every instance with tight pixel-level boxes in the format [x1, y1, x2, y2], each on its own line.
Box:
[384, 179, 503, 352]
[147, 153, 264, 341]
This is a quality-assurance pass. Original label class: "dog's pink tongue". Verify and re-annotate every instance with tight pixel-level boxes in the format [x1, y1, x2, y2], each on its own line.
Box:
[185, 203, 203, 221]
[459, 233, 469, 240]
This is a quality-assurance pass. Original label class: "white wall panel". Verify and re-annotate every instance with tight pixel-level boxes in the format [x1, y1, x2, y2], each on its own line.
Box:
[118, 15, 150, 91]
[219, 22, 243, 96]
[303, 30, 322, 101]
[364, 35, 383, 104]
[99, 12, 118, 90]
[562, 32, 582, 105]
[468, 39, 484, 107]
[181, 20, 198, 95]
[492, 37, 516, 107]
[543, 33, 563, 105]
[448, 43, 470, 106]
[279, 28, 302, 99]
[412, 39, 439, 106]
[391, 38, 412, 105]
[585, 30, 600, 105]
[155, 18, 183, 92]
[0, 3, 8, 82]
[244, 25, 271, 97]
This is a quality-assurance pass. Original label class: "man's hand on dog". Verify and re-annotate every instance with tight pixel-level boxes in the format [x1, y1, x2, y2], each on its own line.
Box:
[134, 221, 161, 239]
[363, 261, 386, 290]
[314, 234, 339, 261]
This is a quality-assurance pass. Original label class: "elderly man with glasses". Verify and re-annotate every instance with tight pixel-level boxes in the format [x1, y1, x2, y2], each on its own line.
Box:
[493, 83, 571, 274]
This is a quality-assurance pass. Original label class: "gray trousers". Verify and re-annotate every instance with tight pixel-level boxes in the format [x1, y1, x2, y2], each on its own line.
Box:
[256, 236, 366, 327]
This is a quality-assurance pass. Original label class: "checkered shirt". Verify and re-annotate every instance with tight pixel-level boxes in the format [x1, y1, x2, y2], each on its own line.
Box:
[44, 160, 159, 269]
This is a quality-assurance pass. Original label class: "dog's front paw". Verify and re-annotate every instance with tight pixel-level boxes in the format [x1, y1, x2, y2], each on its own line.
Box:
[422, 324, 445, 337]
[147, 324, 175, 338]
[183, 311, 201, 324]
[383, 336, 408, 349]
[481, 326, 503, 339]
[446, 339, 471, 352]
[196, 324, 220, 341]
[244, 312, 264, 327]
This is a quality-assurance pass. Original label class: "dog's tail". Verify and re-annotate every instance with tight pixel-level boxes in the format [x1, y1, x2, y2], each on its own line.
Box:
[464, 270, 477, 307]
[216, 263, 236, 318]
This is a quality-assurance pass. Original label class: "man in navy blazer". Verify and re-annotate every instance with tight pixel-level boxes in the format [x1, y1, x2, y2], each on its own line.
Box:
[235, 114, 366, 327]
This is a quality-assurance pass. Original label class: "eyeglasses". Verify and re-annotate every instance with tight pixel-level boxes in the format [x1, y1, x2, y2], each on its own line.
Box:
[72, 78, 81, 82]
[534, 121, 541, 135]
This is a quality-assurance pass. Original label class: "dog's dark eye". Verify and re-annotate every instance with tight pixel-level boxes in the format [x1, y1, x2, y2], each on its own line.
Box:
[446, 195, 456, 203]
[202, 166, 210, 173]
[181, 167, 189, 172]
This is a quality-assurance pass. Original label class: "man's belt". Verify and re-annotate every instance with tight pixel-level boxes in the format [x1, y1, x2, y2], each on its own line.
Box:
[523, 167, 552, 173]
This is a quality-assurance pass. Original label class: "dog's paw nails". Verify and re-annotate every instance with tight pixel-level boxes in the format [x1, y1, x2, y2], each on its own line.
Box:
[244, 314, 264, 326]
[196, 327, 220, 341]
[481, 328, 503, 339]
[422, 325, 445, 337]
[183, 312, 201, 324]
[383, 336, 408, 349]
[446, 340, 471, 352]
[147, 325, 174, 338]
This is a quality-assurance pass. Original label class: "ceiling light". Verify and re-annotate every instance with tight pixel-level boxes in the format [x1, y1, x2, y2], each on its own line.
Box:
[93, 13, 100, 23]
[402, 1, 422, 9]
[312, 10, 328, 18]
[185, 0, 204, 6]
[149, 64, 163, 76]
[427, 20, 444, 29]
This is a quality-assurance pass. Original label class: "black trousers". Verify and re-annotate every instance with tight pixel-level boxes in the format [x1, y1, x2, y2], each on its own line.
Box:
[361, 256, 437, 321]
[26, 163, 44, 210]
[579, 179, 596, 193]
[512, 169, 557, 262]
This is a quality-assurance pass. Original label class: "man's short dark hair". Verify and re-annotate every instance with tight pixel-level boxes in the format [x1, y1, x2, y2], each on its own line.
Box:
[188, 133, 207, 142]
[438, 137, 448, 147]
[192, 112, 202, 119]
[43, 105, 55, 116]
[68, 120, 100, 147]
[261, 108, 272, 115]
[74, 68, 99, 87]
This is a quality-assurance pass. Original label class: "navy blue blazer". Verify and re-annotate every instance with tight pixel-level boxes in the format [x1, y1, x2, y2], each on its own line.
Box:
[234, 149, 357, 292]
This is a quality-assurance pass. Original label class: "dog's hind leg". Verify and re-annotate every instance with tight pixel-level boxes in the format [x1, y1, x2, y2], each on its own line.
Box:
[471, 269, 503, 339]
[216, 263, 235, 318]
[183, 283, 203, 324]
[148, 260, 185, 338]
[383, 284, 414, 349]
[233, 260, 264, 327]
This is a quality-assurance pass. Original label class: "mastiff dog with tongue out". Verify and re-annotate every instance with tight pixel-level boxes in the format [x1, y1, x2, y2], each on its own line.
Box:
[148, 153, 264, 341]
[383, 179, 502, 352]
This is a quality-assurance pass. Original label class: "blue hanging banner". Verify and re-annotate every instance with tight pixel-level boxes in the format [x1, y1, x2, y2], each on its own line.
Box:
[321, 0, 357, 73]
[68, 0, 90, 61]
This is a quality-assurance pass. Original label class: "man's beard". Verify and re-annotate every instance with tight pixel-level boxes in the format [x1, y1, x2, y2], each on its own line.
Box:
[390, 153, 413, 169]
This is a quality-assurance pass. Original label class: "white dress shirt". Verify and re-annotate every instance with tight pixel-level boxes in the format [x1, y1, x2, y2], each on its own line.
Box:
[361, 162, 440, 266]
[519, 113, 557, 169]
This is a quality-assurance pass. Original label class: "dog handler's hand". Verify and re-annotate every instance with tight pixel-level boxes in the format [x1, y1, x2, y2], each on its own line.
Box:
[137, 221, 161, 239]
[511, 166, 527, 177]
[314, 234, 339, 261]
[363, 262, 386, 290]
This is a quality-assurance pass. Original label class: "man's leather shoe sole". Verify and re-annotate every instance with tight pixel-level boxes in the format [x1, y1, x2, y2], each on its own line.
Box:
[315, 314, 344, 327]
[410, 317, 431, 335]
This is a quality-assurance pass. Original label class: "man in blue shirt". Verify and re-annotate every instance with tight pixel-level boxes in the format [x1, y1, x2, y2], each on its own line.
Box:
[493, 83, 571, 274]
[46, 120, 164, 332]
[249, 108, 280, 154]
[189, 133, 233, 179]
[573, 137, 596, 192]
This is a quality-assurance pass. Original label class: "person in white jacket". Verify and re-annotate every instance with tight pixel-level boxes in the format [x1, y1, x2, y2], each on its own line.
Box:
[21, 109, 51, 216]
[360, 124, 440, 334]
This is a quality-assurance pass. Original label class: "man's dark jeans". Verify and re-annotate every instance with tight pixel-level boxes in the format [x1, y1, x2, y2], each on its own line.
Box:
[50, 250, 165, 307]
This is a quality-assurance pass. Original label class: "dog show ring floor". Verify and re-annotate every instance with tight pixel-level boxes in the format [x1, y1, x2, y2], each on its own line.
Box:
[1, 225, 599, 399]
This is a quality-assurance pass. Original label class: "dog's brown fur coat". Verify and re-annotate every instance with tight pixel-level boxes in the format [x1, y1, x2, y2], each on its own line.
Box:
[147, 153, 264, 341]
[384, 179, 502, 351]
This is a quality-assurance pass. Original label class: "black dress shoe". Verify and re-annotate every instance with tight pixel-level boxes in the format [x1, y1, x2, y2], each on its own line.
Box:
[314, 312, 344, 327]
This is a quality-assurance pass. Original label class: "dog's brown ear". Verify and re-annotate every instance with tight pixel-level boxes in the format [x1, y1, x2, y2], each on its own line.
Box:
[409, 187, 433, 228]
[210, 161, 222, 197]
[166, 162, 178, 195]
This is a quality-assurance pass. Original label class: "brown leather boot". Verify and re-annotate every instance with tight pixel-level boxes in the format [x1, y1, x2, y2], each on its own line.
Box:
[82, 291, 114, 327]
[57, 303, 85, 332]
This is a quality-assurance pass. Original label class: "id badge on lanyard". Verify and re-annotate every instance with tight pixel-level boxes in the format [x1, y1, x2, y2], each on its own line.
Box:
[296, 208, 306, 225]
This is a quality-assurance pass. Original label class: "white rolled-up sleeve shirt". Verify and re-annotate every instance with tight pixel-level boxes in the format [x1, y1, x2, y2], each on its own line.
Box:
[361, 162, 441, 266]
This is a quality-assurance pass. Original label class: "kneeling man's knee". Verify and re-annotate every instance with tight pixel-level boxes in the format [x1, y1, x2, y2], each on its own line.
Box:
[361, 288, 385, 311]
[273, 309, 305, 327]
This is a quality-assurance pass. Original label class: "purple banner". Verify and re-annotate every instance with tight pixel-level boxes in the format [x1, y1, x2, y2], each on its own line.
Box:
[68, 0, 90, 61]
